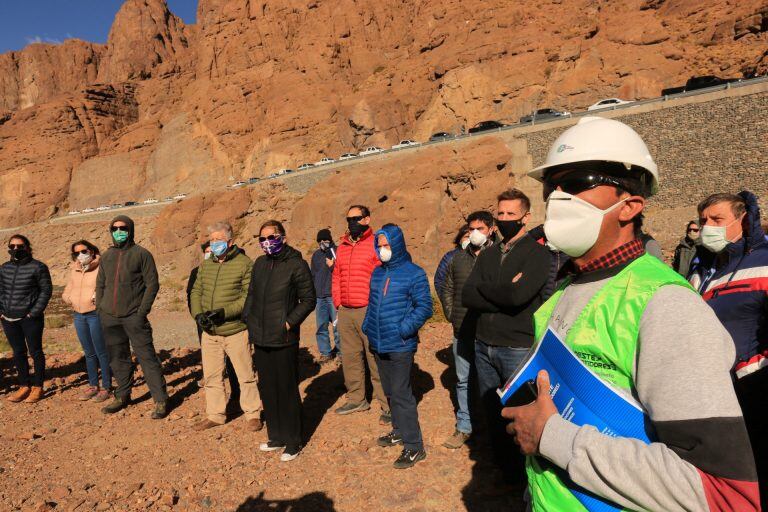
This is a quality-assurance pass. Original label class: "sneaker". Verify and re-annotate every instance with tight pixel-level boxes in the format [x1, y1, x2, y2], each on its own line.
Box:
[91, 389, 111, 403]
[442, 430, 471, 449]
[280, 446, 301, 462]
[393, 448, 427, 469]
[78, 386, 98, 401]
[259, 440, 286, 452]
[151, 401, 168, 420]
[334, 401, 370, 415]
[7, 386, 30, 403]
[101, 397, 128, 414]
[377, 431, 403, 448]
[379, 410, 392, 425]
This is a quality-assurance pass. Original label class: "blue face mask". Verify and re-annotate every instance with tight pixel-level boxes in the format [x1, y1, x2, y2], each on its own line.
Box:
[210, 241, 228, 257]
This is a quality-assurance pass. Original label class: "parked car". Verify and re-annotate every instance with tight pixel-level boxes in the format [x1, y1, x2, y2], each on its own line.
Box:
[519, 108, 570, 124]
[124, 201, 138, 206]
[111, 204, 123, 209]
[587, 98, 632, 111]
[315, 157, 336, 165]
[143, 198, 159, 204]
[339, 153, 358, 160]
[429, 132, 453, 142]
[275, 168, 293, 176]
[163, 197, 175, 202]
[82, 208, 95, 213]
[267, 173, 278, 179]
[248, 177, 260, 184]
[96, 205, 110, 211]
[468, 120, 506, 134]
[232, 181, 247, 188]
[173, 193, 187, 200]
[297, 163, 315, 170]
[68, 210, 80, 216]
[359, 146, 384, 156]
[391, 140, 420, 150]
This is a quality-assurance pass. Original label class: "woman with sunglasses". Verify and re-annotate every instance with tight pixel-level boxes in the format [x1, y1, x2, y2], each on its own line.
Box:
[673, 220, 700, 278]
[0, 234, 52, 403]
[62, 240, 111, 402]
[243, 220, 316, 462]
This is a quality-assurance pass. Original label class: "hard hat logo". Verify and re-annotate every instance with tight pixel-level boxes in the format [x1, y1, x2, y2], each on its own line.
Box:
[556, 144, 574, 153]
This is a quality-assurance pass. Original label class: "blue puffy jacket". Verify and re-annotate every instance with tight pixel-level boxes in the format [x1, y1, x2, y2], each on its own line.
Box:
[434, 248, 459, 297]
[363, 225, 433, 353]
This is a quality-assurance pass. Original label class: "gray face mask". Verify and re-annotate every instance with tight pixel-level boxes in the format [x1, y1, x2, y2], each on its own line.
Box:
[77, 253, 92, 266]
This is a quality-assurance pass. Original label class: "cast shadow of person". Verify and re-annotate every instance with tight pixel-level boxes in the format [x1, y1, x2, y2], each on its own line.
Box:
[301, 365, 345, 444]
[237, 491, 336, 512]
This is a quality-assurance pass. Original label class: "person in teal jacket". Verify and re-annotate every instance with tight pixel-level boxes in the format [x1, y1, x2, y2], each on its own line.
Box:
[363, 223, 433, 469]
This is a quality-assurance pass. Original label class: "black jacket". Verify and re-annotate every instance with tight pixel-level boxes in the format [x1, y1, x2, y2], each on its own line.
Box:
[673, 236, 698, 278]
[0, 255, 52, 319]
[462, 233, 551, 348]
[95, 215, 160, 318]
[440, 245, 485, 340]
[243, 245, 316, 347]
[310, 244, 335, 298]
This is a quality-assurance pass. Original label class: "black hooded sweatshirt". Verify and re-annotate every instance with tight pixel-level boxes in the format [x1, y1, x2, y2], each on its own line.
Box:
[95, 215, 160, 318]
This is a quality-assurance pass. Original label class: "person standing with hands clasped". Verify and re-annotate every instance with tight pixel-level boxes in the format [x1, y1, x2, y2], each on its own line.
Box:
[310, 228, 340, 363]
[244, 220, 316, 462]
[364, 224, 433, 469]
[503, 117, 759, 511]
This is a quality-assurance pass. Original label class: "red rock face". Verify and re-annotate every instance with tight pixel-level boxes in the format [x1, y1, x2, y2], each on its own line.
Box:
[0, 0, 766, 227]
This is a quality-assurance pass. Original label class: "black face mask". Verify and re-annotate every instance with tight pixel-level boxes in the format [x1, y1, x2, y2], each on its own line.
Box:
[496, 219, 524, 241]
[348, 220, 367, 239]
[9, 248, 29, 261]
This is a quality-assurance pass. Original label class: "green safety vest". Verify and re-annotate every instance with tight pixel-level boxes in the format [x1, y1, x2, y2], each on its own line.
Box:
[526, 254, 695, 512]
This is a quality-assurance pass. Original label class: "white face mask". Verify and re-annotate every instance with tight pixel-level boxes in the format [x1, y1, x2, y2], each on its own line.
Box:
[379, 247, 392, 262]
[700, 218, 741, 253]
[468, 229, 488, 247]
[544, 190, 628, 258]
[77, 253, 92, 265]
[460, 239, 471, 250]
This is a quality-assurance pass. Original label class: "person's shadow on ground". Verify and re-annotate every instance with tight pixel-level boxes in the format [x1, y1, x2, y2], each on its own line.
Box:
[302, 365, 345, 444]
[237, 491, 336, 512]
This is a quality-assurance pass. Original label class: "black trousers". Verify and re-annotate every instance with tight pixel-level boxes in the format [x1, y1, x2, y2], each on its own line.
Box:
[735, 368, 768, 510]
[100, 312, 168, 403]
[197, 326, 240, 399]
[374, 350, 424, 451]
[254, 344, 302, 450]
[1, 316, 45, 387]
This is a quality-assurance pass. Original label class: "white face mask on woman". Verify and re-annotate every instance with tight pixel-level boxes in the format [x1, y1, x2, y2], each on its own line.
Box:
[77, 252, 93, 266]
[543, 190, 627, 258]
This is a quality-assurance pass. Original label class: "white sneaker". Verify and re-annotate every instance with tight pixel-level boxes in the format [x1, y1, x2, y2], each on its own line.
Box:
[280, 448, 300, 462]
[259, 441, 285, 452]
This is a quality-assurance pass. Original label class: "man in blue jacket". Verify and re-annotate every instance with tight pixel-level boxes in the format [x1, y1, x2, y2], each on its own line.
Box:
[689, 190, 768, 508]
[363, 223, 433, 469]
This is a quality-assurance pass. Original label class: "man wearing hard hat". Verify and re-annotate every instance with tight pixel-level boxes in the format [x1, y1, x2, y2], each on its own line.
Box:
[502, 117, 760, 511]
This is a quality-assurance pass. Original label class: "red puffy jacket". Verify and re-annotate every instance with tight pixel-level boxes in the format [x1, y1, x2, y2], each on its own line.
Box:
[332, 228, 381, 308]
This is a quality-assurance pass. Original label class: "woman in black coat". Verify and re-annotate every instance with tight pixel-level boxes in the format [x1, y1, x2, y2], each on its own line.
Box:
[0, 234, 52, 403]
[243, 220, 316, 461]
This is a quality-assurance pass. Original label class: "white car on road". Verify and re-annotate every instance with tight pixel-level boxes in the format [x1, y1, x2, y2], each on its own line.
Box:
[392, 140, 420, 150]
[143, 198, 159, 204]
[231, 181, 246, 188]
[297, 163, 315, 171]
[82, 208, 95, 213]
[173, 193, 187, 200]
[96, 205, 110, 211]
[315, 157, 336, 166]
[68, 210, 80, 215]
[339, 153, 357, 160]
[587, 98, 631, 111]
[359, 146, 384, 156]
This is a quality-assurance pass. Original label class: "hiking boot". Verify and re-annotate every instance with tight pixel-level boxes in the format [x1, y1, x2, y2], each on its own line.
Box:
[23, 386, 44, 404]
[379, 410, 392, 425]
[101, 397, 128, 414]
[442, 430, 471, 449]
[7, 386, 30, 403]
[151, 401, 168, 420]
[334, 401, 370, 415]
[377, 431, 403, 448]
[280, 446, 301, 462]
[193, 418, 221, 431]
[393, 448, 427, 469]
[246, 418, 264, 432]
[78, 386, 98, 401]
[91, 389, 111, 403]
[259, 440, 285, 452]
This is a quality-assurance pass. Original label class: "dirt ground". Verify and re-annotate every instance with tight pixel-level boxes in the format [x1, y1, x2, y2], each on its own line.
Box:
[0, 314, 527, 512]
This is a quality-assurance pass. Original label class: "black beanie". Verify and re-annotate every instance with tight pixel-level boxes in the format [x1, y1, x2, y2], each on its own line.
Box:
[316, 229, 332, 242]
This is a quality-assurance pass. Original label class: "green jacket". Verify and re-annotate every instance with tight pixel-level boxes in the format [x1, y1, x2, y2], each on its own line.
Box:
[190, 246, 253, 337]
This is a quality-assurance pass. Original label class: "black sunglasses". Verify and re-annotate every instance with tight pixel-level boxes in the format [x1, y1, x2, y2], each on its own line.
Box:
[688, 228, 700, 233]
[258, 234, 282, 243]
[543, 172, 625, 200]
[73, 249, 90, 256]
[8, 244, 25, 250]
[346, 215, 364, 223]
[110, 225, 129, 232]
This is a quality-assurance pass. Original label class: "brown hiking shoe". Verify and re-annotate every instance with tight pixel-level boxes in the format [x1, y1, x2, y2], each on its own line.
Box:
[193, 418, 222, 431]
[442, 430, 470, 449]
[7, 386, 30, 403]
[246, 418, 264, 432]
[23, 386, 44, 404]
[78, 386, 98, 401]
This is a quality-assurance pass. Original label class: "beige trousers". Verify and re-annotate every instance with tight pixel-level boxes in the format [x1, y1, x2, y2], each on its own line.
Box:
[338, 306, 387, 411]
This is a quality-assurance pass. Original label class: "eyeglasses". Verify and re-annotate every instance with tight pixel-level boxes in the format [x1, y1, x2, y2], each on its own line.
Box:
[110, 225, 129, 232]
[346, 215, 364, 223]
[543, 172, 625, 200]
[8, 244, 25, 250]
[72, 249, 90, 256]
[258, 234, 282, 243]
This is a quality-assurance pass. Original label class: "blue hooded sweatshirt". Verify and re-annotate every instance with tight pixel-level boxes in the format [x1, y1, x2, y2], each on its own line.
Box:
[363, 224, 433, 353]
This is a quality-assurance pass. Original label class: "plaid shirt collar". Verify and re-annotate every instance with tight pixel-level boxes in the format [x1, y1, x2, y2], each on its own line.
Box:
[577, 239, 645, 274]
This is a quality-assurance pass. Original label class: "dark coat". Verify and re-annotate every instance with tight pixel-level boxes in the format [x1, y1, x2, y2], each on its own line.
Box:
[434, 248, 460, 298]
[0, 254, 52, 319]
[673, 236, 698, 278]
[243, 244, 316, 347]
[440, 247, 481, 340]
[310, 243, 336, 298]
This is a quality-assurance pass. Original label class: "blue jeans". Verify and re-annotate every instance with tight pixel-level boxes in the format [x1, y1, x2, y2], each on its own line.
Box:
[453, 336, 475, 434]
[315, 296, 340, 356]
[475, 340, 530, 478]
[73, 311, 111, 389]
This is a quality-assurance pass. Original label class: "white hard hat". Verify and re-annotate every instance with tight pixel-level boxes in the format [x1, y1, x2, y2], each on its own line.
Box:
[528, 116, 659, 196]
